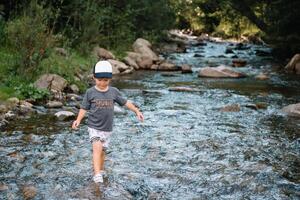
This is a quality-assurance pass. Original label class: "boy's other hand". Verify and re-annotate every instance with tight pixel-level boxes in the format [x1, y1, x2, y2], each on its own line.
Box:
[72, 120, 80, 129]
[136, 111, 144, 122]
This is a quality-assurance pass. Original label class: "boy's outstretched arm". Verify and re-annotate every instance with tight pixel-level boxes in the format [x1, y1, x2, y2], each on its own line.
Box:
[72, 109, 87, 129]
[125, 101, 144, 122]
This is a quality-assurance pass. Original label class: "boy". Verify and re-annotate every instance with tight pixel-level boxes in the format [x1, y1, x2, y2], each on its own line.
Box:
[72, 60, 144, 183]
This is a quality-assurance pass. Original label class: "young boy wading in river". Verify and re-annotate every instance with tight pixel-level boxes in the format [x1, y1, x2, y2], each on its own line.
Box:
[72, 60, 144, 183]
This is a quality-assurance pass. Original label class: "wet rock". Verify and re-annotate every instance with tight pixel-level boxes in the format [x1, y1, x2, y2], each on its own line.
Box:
[232, 59, 247, 67]
[181, 64, 193, 73]
[255, 49, 271, 57]
[133, 38, 159, 61]
[255, 73, 270, 80]
[158, 62, 181, 71]
[194, 53, 204, 57]
[225, 47, 234, 54]
[0, 184, 8, 191]
[285, 54, 300, 74]
[231, 55, 239, 59]
[108, 59, 131, 73]
[234, 43, 250, 50]
[54, 111, 75, 120]
[93, 47, 115, 59]
[198, 65, 246, 78]
[7, 151, 26, 162]
[168, 87, 201, 92]
[244, 102, 268, 110]
[22, 185, 37, 200]
[220, 104, 241, 112]
[46, 101, 63, 108]
[161, 72, 179, 77]
[281, 103, 300, 117]
[69, 84, 79, 94]
[34, 74, 67, 93]
[54, 47, 68, 57]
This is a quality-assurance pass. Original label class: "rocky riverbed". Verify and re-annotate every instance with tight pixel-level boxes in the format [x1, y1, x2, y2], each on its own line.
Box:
[1, 33, 299, 199]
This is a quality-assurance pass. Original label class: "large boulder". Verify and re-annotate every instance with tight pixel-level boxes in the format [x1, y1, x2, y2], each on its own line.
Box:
[108, 59, 131, 73]
[93, 47, 115, 60]
[123, 56, 139, 70]
[34, 74, 67, 92]
[285, 54, 300, 74]
[137, 57, 153, 69]
[281, 103, 300, 117]
[198, 65, 246, 78]
[132, 38, 159, 61]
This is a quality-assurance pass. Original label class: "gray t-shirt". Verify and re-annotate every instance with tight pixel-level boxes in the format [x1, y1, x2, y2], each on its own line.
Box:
[80, 86, 127, 131]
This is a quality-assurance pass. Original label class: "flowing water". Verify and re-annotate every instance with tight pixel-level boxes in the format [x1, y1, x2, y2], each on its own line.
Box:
[1, 38, 300, 199]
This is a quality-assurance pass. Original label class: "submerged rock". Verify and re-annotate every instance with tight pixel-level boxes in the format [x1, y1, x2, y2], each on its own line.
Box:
[198, 65, 246, 78]
[232, 59, 247, 67]
[22, 185, 37, 200]
[54, 111, 75, 120]
[255, 73, 270, 80]
[220, 104, 241, 112]
[168, 87, 201, 92]
[181, 64, 193, 73]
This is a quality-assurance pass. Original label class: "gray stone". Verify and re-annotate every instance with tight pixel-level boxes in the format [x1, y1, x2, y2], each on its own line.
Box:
[282, 103, 300, 117]
[93, 47, 115, 59]
[46, 101, 63, 108]
[198, 65, 246, 78]
[34, 74, 67, 92]
[54, 111, 75, 120]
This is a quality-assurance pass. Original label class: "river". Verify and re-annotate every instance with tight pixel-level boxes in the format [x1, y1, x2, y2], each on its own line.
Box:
[1, 37, 299, 199]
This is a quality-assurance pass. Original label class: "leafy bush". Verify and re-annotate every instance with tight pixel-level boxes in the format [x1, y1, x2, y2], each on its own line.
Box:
[5, 2, 55, 78]
[14, 83, 50, 101]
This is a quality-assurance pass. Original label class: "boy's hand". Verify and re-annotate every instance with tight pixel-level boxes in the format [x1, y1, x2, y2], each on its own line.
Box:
[136, 111, 144, 122]
[72, 120, 80, 129]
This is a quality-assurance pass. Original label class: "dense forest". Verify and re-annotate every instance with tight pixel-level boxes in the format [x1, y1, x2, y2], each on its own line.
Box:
[0, 0, 299, 99]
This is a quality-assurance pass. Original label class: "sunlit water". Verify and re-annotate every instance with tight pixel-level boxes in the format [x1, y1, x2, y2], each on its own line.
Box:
[1, 39, 300, 199]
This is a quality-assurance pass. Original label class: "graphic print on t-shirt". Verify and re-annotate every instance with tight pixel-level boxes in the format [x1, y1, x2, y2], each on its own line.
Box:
[91, 99, 114, 109]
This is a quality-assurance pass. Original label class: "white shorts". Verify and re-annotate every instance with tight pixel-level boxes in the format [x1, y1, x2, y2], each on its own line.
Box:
[88, 127, 112, 151]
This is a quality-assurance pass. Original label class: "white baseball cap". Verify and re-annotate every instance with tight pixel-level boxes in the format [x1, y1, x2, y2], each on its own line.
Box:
[93, 61, 112, 78]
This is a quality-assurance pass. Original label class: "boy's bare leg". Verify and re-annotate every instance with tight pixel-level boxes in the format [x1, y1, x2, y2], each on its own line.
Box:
[92, 141, 103, 175]
[100, 150, 105, 171]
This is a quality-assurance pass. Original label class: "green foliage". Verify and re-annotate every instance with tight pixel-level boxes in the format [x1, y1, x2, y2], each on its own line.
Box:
[14, 83, 50, 101]
[5, 1, 55, 78]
